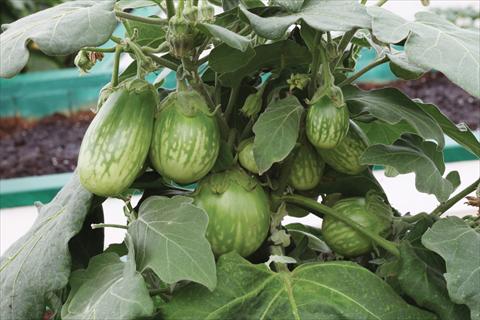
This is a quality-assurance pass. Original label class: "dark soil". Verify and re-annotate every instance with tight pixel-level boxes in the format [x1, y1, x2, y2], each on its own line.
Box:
[0, 72, 478, 179]
[0, 111, 94, 179]
[359, 72, 479, 130]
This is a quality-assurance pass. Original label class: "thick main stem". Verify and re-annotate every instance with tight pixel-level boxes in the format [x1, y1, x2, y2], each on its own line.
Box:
[281, 194, 400, 257]
[430, 178, 480, 216]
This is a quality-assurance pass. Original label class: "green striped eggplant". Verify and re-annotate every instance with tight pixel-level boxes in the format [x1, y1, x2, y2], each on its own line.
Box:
[238, 138, 259, 174]
[289, 143, 325, 191]
[319, 121, 369, 175]
[77, 79, 156, 196]
[194, 168, 270, 257]
[306, 94, 350, 149]
[150, 89, 220, 184]
[322, 194, 392, 257]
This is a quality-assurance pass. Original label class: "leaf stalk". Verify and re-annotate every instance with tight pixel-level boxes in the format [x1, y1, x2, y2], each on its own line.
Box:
[280, 194, 400, 257]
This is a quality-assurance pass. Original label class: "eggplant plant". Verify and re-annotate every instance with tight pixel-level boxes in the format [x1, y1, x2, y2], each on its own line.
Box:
[1, 0, 479, 319]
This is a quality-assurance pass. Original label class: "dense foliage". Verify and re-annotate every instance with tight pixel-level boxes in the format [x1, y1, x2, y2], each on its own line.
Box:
[1, 0, 479, 319]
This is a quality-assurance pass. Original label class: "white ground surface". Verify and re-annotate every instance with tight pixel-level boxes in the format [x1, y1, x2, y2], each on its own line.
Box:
[1, 160, 478, 255]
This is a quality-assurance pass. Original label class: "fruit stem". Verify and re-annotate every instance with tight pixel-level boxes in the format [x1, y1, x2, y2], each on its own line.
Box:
[338, 56, 389, 87]
[280, 194, 400, 257]
[166, 0, 175, 18]
[177, 0, 185, 18]
[430, 178, 480, 217]
[111, 45, 123, 87]
[91, 223, 128, 230]
[224, 85, 240, 123]
[308, 31, 322, 98]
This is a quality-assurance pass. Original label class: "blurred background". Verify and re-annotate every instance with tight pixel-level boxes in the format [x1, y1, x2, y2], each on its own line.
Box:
[1, 0, 479, 254]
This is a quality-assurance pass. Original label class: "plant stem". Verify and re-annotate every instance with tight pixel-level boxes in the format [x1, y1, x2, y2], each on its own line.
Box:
[377, 0, 389, 6]
[91, 223, 128, 230]
[430, 178, 480, 216]
[270, 245, 289, 272]
[308, 32, 322, 98]
[361, 0, 368, 4]
[165, 0, 175, 18]
[83, 47, 116, 53]
[177, 0, 185, 17]
[142, 42, 169, 54]
[224, 85, 240, 122]
[111, 45, 123, 87]
[145, 52, 179, 70]
[110, 35, 123, 44]
[338, 56, 389, 87]
[280, 194, 400, 257]
[115, 10, 167, 25]
[319, 42, 332, 87]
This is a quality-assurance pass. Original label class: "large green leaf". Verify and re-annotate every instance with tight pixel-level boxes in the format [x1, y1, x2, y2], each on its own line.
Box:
[199, 23, 251, 52]
[417, 102, 480, 158]
[240, 0, 371, 40]
[357, 120, 416, 145]
[0, 173, 94, 320]
[253, 95, 303, 174]
[208, 44, 256, 74]
[422, 217, 480, 320]
[0, 0, 117, 78]
[61, 250, 154, 320]
[315, 168, 385, 198]
[219, 40, 311, 87]
[161, 253, 435, 319]
[397, 242, 470, 320]
[123, 19, 166, 48]
[368, 7, 480, 98]
[128, 196, 217, 290]
[344, 86, 445, 148]
[360, 135, 459, 202]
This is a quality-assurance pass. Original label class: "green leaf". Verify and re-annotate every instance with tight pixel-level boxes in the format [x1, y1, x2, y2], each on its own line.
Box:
[360, 135, 458, 202]
[286, 224, 331, 254]
[387, 50, 427, 80]
[123, 19, 166, 47]
[199, 23, 251, 52]
[240, 0, 371, 40]
[128, 196, 217, 290]
[116, 0, 158, 9]
[397, 242, 470, 320]
[61, 251, 154, 320]
[253, 96, 303, 174]
[316, 168, 386, 198]
[356, 120, 416, 145]
[0, 173, 95, 320]
[208, 44, 256, 74]
[161, 253, 436, 319]
[0, 0, 117, 78]
[271, 0, 304, 12]
[422, 217, 480, 320]
[212, 140, 235, 172]
[344, 86, 445, 148]
[417, 102, 480, 158]
[368, 7, 480, 98]
[219, 40, 311, 87]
